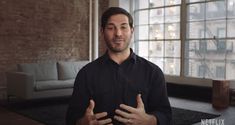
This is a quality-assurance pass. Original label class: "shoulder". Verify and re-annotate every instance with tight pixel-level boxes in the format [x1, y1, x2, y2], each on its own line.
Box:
[79, 55, 106, 73]
[135, 55, 165, 85]
[135, 55, 163, 73]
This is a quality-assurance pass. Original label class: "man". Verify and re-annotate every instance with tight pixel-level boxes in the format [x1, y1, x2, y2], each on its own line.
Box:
[66, 7, 172, 125]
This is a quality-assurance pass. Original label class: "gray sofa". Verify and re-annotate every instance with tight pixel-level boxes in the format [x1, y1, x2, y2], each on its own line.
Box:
[6, 61, 89, 100]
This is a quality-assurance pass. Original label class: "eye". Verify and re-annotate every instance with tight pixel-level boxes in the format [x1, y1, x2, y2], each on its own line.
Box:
[121, 26, 127, 29]
[106, 25, 114, 30]
[121, 25, 129, 30]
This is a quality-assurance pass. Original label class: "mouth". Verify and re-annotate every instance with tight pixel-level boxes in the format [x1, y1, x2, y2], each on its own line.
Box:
[113, 39, 124, 43]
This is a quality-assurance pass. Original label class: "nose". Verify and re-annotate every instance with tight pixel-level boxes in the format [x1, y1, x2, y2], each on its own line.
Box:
[115, 28, 122, 37]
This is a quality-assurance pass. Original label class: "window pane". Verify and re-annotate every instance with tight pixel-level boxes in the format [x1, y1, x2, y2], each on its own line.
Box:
[205, 20, 226, 38]
[149, 0, 164, 8]
[165, 23, 180, 39]
[216, 66, 225, 78]
[165, 0, 181, 5]
[187, 22, 205, 39]
[188, 3, 205, 21]
[165, 6, 180, 23]
[204, 60, 225, 79]
[205, 40, 217, 51]
[165, 41, 181, 57]
[135, 0, 149, 9]
[227, 19, 235, 37]
[184, 59, 205, 78]
[217, 28, 226, 38]
[185, 59, 226, 79]
[135, 25, 149, 40]
[227, 0, 235, 18]
[149, 41, 164, 57]
[226, 60, 235, 79]
[164, 58, 180, 75]
[198, 64, 206, 77]
[135, 10, 149, 25]
[206, 1, 226, 19]
[217, 40, 227, 52]
[205, 40, 226, 60]
[187, 0, 205, 3]
[226, 40, 235, 60]
[149, 24, 164, 40]
[138, 42, 149, 57]
[150, 8, 164, 24]
[185, 40, 205, 59]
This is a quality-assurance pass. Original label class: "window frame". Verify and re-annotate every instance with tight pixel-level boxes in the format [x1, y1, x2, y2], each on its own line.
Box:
[132, 0, 235, 80]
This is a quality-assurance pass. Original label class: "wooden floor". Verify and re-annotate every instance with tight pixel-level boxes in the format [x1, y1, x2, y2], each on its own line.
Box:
[0, 106, 43, 125]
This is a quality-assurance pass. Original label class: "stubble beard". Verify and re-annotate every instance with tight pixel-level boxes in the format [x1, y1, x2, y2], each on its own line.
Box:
[106, 39, 130, 53]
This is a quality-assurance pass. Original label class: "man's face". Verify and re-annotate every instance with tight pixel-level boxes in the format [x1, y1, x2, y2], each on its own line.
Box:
[102, 14, 134, 53]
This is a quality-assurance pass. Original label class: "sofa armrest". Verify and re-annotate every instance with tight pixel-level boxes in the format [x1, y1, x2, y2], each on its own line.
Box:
[6, 72, 34, 99]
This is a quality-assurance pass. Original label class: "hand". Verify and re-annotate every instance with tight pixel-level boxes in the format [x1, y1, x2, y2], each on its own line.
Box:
[77, 100, 113, 125]
[114, 94, 157, 125]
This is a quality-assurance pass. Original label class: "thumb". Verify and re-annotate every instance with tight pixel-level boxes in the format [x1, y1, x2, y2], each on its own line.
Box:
[137, 94, 145, 109]
[86, 99, 95, 115]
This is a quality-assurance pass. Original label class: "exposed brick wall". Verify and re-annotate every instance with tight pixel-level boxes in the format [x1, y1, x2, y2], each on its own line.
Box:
[99, 0, 109, 55]
[0, 0, 109, 87]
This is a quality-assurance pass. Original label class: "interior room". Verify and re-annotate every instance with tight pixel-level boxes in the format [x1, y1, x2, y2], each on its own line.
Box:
[0, 0, 235, 125]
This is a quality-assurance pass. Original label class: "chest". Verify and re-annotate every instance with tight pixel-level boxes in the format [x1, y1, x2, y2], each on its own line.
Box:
[87, 66, 152, 112]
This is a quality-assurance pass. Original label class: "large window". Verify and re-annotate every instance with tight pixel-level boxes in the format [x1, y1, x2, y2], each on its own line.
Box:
[185, 0, 235, 79]
[134, 0, 181, 76]
[133, 0, 235, 80]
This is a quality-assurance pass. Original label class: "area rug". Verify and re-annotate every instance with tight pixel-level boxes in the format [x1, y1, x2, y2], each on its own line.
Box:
[6, 98, 220, 125]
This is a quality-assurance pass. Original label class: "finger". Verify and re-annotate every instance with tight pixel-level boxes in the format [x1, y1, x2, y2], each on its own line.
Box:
[115, 109, 134, 119]
[114, 115, 132, 124]
[95, 112, 108, 120]
[119, 104, 137, 114]
[97, 118, 112, 125]
[89, 115, 96, 121]
[137, 94, 145, 109]
[89, 120, 98, 125]
[86, 100, 95, 115]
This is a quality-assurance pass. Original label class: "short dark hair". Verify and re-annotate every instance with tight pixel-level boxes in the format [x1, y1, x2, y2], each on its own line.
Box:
[101, 7, 133, 29]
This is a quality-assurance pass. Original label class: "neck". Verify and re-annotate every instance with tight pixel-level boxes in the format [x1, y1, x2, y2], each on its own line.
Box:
[108, 48, 131, 64]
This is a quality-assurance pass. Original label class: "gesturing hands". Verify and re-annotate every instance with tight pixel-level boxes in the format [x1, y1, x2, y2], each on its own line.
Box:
[114, 94, 157, 125]
[77, 100, 113, 125]
[77, 94, 157, 125]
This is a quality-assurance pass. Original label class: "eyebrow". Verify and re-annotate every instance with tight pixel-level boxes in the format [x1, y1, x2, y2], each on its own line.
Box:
[106, 23, 129, 26]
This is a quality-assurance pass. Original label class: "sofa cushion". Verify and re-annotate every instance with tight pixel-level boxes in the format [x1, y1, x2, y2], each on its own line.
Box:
[35, 79, 74, 91]
[17, 62, 58, 81]
[57, 61, 89, 80]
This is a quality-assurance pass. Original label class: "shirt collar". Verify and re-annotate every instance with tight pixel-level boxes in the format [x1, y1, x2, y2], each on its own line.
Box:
[103, 48, 137, 64]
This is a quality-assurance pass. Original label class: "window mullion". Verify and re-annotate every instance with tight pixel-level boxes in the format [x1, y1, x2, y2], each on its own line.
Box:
[181, 0, 187, 77]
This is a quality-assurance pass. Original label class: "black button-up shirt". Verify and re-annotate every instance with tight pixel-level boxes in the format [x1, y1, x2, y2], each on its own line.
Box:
[66, 50, 172, 125]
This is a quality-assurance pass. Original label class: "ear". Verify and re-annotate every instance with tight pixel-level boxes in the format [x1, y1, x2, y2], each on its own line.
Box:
[100, 28, 105, 36]
[100, 28, 104, 33]
[131, 27, 134, 34]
